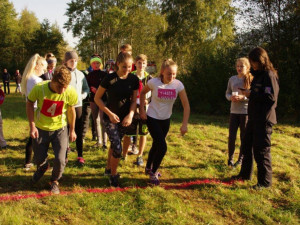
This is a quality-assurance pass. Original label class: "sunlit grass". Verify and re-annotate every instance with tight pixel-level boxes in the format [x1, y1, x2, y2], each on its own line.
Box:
[0, 92, 299, 224]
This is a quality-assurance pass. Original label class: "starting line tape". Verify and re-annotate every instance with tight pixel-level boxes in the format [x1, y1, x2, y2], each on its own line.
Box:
[0, 179, 238, 202]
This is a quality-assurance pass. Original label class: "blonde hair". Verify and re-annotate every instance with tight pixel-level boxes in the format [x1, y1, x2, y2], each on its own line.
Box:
[21, 54, 47, 95]
[160, 59, 178, 78]
[120, 44, 132, 52]
[236, 57, 253, 89]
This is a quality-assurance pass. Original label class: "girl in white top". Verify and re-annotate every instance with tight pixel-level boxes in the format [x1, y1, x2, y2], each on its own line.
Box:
[21, 54, 47, 170]
[140, 59, 190, 185]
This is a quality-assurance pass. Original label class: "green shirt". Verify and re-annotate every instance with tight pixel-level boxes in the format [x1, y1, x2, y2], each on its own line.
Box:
[28, 81, 78, 131]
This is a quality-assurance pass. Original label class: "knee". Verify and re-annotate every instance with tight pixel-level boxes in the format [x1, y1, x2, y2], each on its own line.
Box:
[112, 148, 122, 158]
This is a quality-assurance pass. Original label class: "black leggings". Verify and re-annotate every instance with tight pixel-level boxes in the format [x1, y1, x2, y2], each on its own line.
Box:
[228, 113, 247, 162]
[146, 116, 170, 174]
[25, 137, 33, 164]
[75, 107, 83, 157]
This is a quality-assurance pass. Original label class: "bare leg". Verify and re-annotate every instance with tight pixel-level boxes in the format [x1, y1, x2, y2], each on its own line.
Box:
[110, 156, 120, 176]
[122, 136, 131, 157]
[138, 136, 147, 157]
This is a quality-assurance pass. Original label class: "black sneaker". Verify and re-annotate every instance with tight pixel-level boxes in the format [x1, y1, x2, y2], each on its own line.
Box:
[104, 168, 111, 176]
[32, 162, 49, 183]
[233, 160, 242, 167]
[50, 181, 60, 194]
[145, 168, 151, 175]
[228, 160, 234, 167]
[109, 174, 120, 187]
[251, 183, 270, 190]
[231, 174, 250, 181]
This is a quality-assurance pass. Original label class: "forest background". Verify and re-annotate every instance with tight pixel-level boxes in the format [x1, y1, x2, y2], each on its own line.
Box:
[1, 0, 299, 120]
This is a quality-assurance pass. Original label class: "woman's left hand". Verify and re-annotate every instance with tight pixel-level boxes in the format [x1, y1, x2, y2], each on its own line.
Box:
[180, 124, 188, 136]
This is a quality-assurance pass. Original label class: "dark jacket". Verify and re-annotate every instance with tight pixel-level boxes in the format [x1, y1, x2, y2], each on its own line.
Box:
[248, 70, 279, 124]
[2, 72, 10, 83]
[15, 73, 22, 84]
[86, 70, 107, 102]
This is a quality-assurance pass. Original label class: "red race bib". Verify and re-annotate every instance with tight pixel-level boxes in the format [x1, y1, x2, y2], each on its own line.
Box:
[40, 99, 64, 117]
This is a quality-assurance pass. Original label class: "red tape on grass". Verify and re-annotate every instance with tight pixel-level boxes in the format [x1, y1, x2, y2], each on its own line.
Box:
[0, 179, 238, 202]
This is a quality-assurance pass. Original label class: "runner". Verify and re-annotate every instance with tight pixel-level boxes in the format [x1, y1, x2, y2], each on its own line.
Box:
[139, 59, 190, 185]
[27, 65, 78, 194]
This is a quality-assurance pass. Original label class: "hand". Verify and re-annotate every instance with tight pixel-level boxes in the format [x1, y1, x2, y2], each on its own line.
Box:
[109, 113, 120, 124]
[90, 86, 97, 94]
[180, 124, 188, 136]
[230, 95, 239, 102]
[140, 110, 147, 120]
[30, 126, 39, 139]
[69, 130, 77, 142]
[234, 95, 245, 101]
[122, 114, 133, 127]
[144, 99, 148, 105]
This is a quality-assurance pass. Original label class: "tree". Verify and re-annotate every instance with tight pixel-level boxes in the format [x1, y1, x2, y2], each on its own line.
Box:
[26, 20, 66, 59]
[159, 0, 236, 69]
[0, 0, 19, 70]
[64, 0, 166, 64]
[234, 0, 300, 118]
[15, 8, 40, 67]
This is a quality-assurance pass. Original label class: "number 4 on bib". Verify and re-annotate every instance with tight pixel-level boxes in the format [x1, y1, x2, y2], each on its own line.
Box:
[41, 99, 64, 117]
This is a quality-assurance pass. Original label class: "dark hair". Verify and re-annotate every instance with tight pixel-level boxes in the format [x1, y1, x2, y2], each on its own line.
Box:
[248, 47, 278, 78]
[115, 52, 133, 70]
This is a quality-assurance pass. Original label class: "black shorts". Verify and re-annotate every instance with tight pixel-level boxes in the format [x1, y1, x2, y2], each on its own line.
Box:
[126, 113, 148, 136]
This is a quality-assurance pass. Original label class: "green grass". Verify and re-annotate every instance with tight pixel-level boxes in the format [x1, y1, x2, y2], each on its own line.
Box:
[0, 90, 299, 225]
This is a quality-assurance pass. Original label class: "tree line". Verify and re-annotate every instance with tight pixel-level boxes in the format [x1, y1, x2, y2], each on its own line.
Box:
[1, 0, 299, 120]
[0, 0, 67, 71]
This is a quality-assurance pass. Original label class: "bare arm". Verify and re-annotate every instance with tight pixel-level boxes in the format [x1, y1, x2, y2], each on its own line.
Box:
[67, 106, 77, 142]
[26, 101, 39, 138]
[122, 89, 138, 127]
[94, 86, 120, 123]
[139, 84, 151, 120]
[179, 89, 190, 136]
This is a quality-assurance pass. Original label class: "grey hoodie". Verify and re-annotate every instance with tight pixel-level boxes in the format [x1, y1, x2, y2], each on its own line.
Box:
[69, 69, 89, 107]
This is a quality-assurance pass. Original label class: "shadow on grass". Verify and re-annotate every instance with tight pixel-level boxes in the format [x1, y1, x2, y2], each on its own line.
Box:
[0, 172, 243, 195]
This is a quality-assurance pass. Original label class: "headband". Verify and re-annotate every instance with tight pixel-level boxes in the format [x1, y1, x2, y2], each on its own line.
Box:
[90, 57, 102, 64]
[47, 59, 57, 64]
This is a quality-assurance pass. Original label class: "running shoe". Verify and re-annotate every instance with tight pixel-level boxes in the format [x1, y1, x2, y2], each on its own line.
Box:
[77, 157, 85, 165]
[104, 168, 111, 176]
[109, 174, 120, 187]
[149, 172, 160, 185]
[136, 156, 144, 166]
[128, 144, 139, 155]
[227, 159, 234, 167]
[23, 163, 33, 171]
[50, 181, 60, 194]
[145, 168, 151, 175]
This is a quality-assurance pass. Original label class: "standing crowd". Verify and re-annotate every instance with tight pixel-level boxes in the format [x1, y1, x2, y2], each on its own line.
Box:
[0, 45, 278, 193]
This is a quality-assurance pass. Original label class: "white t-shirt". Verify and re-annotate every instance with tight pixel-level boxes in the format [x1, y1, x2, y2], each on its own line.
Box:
[26, 75, 43, 108]
[147, 77, 184, 120]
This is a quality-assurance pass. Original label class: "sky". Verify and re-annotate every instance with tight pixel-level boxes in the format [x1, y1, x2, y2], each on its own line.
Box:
[10, 0, 78, 48]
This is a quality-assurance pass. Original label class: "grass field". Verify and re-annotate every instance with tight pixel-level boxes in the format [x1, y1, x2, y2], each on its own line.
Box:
[0, 90, 299, 225]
